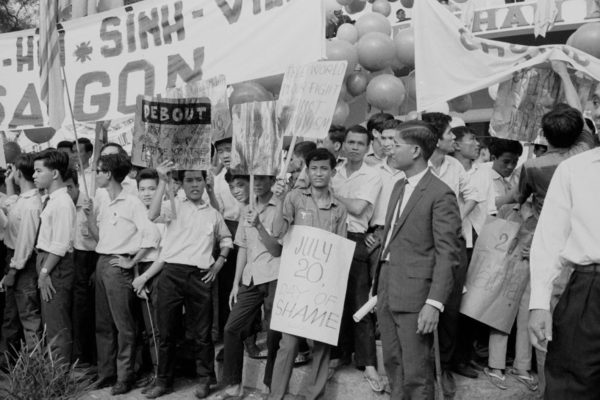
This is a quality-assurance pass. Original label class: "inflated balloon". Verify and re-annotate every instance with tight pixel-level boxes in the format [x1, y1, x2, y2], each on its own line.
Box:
[394, 28, 415, 67]
[4, 141, 21, 164]
[326, 39, 359, 76]
[402, 74, 416, 100]
[337, 0, 354, 5]
[567, 22, 600, 59]
[488, 83, 499, 101]
[369, 67, 394, 79]
[357, 32, 395, 72]
[372, 0, 392, 16]
[346, 70, 370, 97]
[332, 100, 350, 125]
[400, 0, 413, 7]
[345, 0, 367, 14]
[449, 94, 472, 113]
[23, 127, 56, 144]
[336, 23, 359, 44]
[229, 82, 273, 107]
[356, 12, 392, 37]
[366, 74, 406, 111]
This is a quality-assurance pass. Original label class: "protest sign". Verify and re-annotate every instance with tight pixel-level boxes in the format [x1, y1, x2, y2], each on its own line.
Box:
[132, 96, 211, 170]
[60, 0, 324, 122]
[277, 61, 347, 139]
[460, 216, 529, 334]
[230, 101, 282, 176]
[413, 0, 600, 111]
[165, 74, 231, 143]
[270, 225, 355, 346]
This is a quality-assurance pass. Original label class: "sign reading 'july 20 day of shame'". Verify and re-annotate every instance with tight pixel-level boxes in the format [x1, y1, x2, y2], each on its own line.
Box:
[132, 96, 211, 170]
[270, 226, 355, 346]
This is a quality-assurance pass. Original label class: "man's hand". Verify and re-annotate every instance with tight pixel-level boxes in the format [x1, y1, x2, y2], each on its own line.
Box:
[272, 178, 288, 199]
[229, 285, 239, 310]
[156, 160, 176, 181]
[417, 304, 440, 335]
[132, 275, 148, 294]
[529, 309, 552, 352]
[206, 170, 215, 194]
[365, 232, 381, 252]
[82, 198, 93, 216]
[109, 256, 135, 270]
[5, 165, 15, 183]
[1, 269, 17, 289]
[203, 257, 225, 283]
[551, 60, 569, 76]
[38, 273, 56, 302]
[245, 209, 259, 227]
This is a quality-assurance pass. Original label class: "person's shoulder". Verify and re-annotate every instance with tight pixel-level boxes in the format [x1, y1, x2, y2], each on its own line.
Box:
[562, 146, 600, 166]
[427, 171, 457, 197]
[445, 155, 466, 171]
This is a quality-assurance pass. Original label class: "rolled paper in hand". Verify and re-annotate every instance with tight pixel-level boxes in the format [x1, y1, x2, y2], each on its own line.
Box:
[353, 296, 378, 322]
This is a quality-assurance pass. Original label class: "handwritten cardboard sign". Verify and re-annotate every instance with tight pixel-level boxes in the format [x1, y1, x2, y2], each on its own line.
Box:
[270, 225, 355, 346]
[277, 61, 347, 139]
[230, 101, 282, 176]
[132, 96, 212, 170]
[460, 216, 529, 334]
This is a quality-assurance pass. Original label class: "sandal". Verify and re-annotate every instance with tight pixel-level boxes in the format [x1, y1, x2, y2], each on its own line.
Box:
[507, 368, 539, 392]
[294, 350, 311, 366]
[209, 389, 244, 400]
[247, 348, 268, 360]
[484, 367, 507, 390]
[363, 372, 384, 393]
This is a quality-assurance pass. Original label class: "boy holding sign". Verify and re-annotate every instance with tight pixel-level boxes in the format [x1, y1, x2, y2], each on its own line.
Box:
[268, 149, 348, 400]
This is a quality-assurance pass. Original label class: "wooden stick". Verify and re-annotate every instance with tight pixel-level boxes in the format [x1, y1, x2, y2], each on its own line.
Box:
[279, 134, 298, 180]
[250, 174, 255, 210]
[166, 176, 177, 219]
[434, 328, 445, 400]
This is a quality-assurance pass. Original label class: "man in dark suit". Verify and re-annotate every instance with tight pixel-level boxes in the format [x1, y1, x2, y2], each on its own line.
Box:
[373, 121, 462, 399]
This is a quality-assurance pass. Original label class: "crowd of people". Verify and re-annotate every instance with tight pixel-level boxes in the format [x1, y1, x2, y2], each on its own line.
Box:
[0, 59, 599, 400]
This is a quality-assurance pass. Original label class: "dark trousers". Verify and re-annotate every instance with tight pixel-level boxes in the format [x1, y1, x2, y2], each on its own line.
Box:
[95, 255, 137, 382]
[2, 249, 41, 354]
[338, 232, 377, 367]
[545, 269, 600, 400]
[157, 263, 214, 387]
[72, 249, 98, 364]
[37, 251, 74, 364]
[139, 261, 160, 368]
[222, 280, 277, 386]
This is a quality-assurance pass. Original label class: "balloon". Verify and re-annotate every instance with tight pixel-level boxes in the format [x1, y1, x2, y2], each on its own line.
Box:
[324, 0, 343, 16]
[337, 0, 354, 5]
[346, 70, 370, 96]
[400, 0, 413, 7]
[23, 127, 56, 144]
[326, 39, 358, 76]
[229, 82, 273, 107]
[488, 83, 499, 101]
[366, 75, 406, 111]
[345, 0, 367, 14]
[332, 100, 350, 125]
[356, 12, 392, 37]
[449, 94, 472, 113]
[406, 110, 420, 121]
[336, 23, 359, 44]
[567, 22, 600, 59]
[357, 32, 395, 72]
[372, 0, 391, 16]
[4, 141, 21, 164]
[394, 28, 415, 67]
[401, 74, 416, 100]
[424, 102, 450, 114]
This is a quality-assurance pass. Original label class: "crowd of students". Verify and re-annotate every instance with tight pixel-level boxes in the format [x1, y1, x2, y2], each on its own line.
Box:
[0, 61, 599, 400]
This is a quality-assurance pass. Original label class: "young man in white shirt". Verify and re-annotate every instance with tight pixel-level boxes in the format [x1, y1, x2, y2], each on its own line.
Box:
[364, 113, 395, 167]
[33, 150, 77, 364]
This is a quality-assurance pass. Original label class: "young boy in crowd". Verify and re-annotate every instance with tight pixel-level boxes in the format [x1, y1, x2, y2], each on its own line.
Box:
[213, 174, 281, 399]
[364, 112, 395, 167]
[318, 125, 347, 162]
[488, 138, 523, 212]
[145, 162, 232, 399]
[289, 141, 317, 190]
[84, 153, 160, 395]
[0, 154, 42, 357]
[33, 150, 77, 364]
[268, 148, 348, 400]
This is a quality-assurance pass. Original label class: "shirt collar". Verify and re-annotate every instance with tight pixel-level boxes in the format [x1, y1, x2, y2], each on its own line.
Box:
[181, 197, 209, 209]
[380, 160, 402, 175]
[406, 168, 428, 188]
[48, 187, 68, 200]
[336, 159, 370, 178]
[300, 186, 339, 208]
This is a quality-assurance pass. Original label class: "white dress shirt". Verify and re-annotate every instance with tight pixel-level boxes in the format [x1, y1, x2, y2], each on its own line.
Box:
[37, 187, 76, 257]
[74, 193, 97, 252]
[371, 160, 405, 227]
[214, 168, 242, 221]
[530, 148, 600, 310]
[5, 189, 42, 270]
[462, 163, 496, 247]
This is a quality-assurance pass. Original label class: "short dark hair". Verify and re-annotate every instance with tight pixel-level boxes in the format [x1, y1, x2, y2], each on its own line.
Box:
[99, 142, 128, 157]
[367, 113, 395, 134]
[396, 121, 439, 161]
[34, 149, 70, 180]
[97, 153, 132, 183]
[14, 153, 36, 182]
[57, 140, 73, 151]
[451, 126, 475, 142]
[489, 138, 523, 158]
[421, 112, 452, 140]
[175, 170, 207, 182]
[345, 124, 373, 145]
[136, 168, 159, 187]
[328, 125, 347, 145]
[75, 138, 94, 153]
[293, 141, 317, 162]
[224, 170, 250, 184]
[541, 104, 583, 148]
[306, 148, 337, 170]
[215, 137, 232, 149]
[64, 167, 79, 186]
[381, 119, 403, 132]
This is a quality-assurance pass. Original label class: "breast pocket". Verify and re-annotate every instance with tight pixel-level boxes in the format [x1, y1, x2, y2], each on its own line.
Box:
[296, 209, 314, 226]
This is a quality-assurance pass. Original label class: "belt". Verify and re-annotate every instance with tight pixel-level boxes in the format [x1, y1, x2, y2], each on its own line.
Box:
[99, 253, 133, 258]
[573, 264, 600, 273]
[347, 232, 366, 239]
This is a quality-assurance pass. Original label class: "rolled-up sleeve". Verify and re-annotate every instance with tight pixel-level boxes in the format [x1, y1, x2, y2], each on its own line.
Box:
[215, 212, 233, 250]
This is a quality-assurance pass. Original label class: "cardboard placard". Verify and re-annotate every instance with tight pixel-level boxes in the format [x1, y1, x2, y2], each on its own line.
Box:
[270, 225, 355, 346]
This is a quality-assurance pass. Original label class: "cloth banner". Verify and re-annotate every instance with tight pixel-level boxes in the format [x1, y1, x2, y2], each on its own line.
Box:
[460, 216, 530, 334]
[270, 225, 355, 346]
[60, 0, 324, 123]
[277, 61, 347, 139]
[132, 96, 211, 170]
[414, 0, 600, 111]
[230, 101, 282, 176]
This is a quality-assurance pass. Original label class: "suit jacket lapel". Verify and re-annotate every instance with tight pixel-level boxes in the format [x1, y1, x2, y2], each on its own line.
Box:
[378, 179, 405, 261]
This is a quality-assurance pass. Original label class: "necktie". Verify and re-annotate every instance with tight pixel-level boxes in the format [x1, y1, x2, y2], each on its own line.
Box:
[34, 197, 50, 248]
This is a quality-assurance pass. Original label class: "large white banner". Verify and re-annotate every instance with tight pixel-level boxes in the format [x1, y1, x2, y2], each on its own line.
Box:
[414, 0, 600, 111]
[61, 0, 324, 122]
[270, 225, 355, 346]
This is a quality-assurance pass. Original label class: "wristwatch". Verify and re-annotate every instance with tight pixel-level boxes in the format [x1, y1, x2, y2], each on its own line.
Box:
[40, 267, 49, 275]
